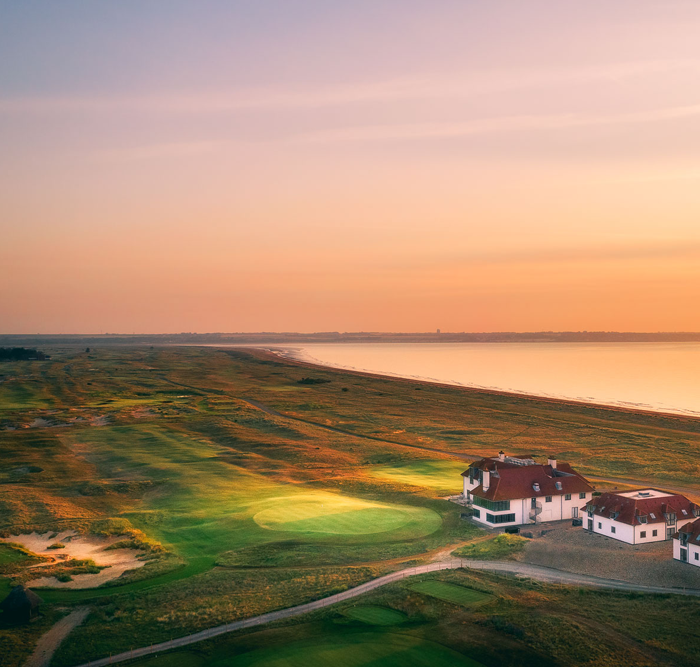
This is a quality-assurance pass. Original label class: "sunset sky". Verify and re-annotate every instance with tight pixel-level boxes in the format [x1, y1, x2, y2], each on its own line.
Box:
[2, 1, 700, 333]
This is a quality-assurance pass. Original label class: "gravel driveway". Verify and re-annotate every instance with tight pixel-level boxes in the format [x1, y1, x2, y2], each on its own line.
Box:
[518, 521, 700, 589]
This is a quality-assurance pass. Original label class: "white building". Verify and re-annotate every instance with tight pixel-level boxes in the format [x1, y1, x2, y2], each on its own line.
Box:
[462, 452, 594, 528]
[673, 517, 700, 566]
[584, 489, 699, 545]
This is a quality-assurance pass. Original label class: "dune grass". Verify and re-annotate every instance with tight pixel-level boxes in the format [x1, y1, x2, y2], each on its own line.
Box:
[452, 534, 528, 561]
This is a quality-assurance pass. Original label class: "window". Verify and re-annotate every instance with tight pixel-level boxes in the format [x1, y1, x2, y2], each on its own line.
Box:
[695, 553, 699, 561]
[587, 507, 594, 517]
[652, 529, 658, 537]
[472, 508, 480, 519]
[682, 509, 688, 516]
[472, 497, 511, 512]
[486, 513, 516, 524]
[598, 522, 602, 529]
[545, 496, 552, 503]
[555, 482, 562, 491]
[650, 513, 656, 519]
[579, 492, 587, 499]
[611, 526, 616, 534]
[640, 531, 647, 538]
[639, 515, 647, 524]
[565, 494, 572, 501]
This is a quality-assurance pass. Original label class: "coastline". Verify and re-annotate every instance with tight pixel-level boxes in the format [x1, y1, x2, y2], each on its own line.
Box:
[248, 345, 700, 425]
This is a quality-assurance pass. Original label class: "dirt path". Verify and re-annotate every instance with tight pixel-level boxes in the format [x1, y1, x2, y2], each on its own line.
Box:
[71, 559, 700, 667]
[25, 607, 90, 667]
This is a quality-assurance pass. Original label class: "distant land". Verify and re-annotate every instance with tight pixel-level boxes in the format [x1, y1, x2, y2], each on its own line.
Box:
[2, 331, 700, 346]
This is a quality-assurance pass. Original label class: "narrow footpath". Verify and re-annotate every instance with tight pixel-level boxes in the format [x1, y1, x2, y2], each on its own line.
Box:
[25, 607, 90, 667]
[73, 559, 700, 667]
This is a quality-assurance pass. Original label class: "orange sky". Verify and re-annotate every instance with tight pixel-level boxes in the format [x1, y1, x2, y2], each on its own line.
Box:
[2, 1, 700, 333]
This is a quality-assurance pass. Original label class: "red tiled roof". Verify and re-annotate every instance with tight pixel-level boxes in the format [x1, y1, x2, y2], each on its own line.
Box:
[675, 517, 700, 542]
[469, 463, 593, 502]
[585, 491, 699, 527]
[461, 457, 525, 476]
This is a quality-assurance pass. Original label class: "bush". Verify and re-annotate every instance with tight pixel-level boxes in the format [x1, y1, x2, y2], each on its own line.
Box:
[47, 543, 66, 550]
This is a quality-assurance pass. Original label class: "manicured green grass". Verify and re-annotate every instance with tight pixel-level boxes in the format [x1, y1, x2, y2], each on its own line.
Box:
[409, 581, 493, 607]
[342, 605, 407, 626]
[368, 460, 467, 493]
[231, 632, 485, 667]
[253, 494, 440, 536]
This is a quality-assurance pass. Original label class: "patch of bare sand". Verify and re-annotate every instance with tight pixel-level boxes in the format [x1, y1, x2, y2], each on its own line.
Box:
[1, 531, 145, 589]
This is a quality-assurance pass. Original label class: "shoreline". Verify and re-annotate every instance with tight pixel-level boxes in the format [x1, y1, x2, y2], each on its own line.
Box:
[245, 345, 700, 426]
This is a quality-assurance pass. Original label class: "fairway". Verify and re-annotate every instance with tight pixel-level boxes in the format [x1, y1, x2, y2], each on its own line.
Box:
[409, 581, 493, 607]
[342, 605, 407, 626]
[369, 460, 467, 493]
[253, 494, 440, 536]
[231, 632, 486, 667]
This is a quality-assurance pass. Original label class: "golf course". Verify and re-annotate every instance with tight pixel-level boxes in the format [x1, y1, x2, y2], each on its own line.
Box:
[2, 345, 700, 667]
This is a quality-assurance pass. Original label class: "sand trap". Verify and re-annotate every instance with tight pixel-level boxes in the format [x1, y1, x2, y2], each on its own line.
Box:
[1, 530, 145, 589]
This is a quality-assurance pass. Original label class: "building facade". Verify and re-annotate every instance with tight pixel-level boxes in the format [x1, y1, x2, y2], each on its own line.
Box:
[673, 517, 700, 566]
[462, 452, 594, 528]
[584, 489, 699, 545]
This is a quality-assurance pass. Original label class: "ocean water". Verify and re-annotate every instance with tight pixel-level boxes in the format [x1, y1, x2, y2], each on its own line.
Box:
[270, 342, 700, 417]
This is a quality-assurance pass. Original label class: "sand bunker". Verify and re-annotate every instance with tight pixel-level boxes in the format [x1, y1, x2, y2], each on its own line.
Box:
[1, 530, 145, 589]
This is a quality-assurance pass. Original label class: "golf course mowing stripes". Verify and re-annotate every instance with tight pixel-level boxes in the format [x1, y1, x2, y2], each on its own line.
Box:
[229, 632, 486, 667]
[342, 605, 407, 626]
[409, 581, 493, 607]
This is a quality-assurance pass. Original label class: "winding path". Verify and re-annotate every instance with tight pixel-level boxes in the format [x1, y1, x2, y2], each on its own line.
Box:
[75, 559, 700, 667]
[25, 607, 90, 667]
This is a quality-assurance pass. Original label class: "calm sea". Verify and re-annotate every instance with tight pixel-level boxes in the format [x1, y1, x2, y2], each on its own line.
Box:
[270, 342, 700, 417]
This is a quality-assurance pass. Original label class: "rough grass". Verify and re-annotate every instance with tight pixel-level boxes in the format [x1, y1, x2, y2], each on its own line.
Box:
[452, 534, 528, 560]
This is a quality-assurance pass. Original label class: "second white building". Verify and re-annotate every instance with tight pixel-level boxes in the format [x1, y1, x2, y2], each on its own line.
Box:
[584, 489, 699, 545]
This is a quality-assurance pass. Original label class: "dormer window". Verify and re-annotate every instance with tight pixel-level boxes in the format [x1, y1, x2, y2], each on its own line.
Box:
[555, 481, 562, 491]
[532, 483, 540, 492]
[638, 515, 648, 524]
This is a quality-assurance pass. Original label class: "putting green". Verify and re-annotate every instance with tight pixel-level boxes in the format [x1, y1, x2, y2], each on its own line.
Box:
[342, 605, 407, 626]
[253, 493, 441, 536]
[409, 581, 493, 607]
[232, 632, 485, 667]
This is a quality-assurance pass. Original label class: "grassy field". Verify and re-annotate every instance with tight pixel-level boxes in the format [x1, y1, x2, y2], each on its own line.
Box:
[342, 605, 407, 625]
[98, 568, 700, 667]
[2, 346, 700, 666]
[409, 580, 493, 607]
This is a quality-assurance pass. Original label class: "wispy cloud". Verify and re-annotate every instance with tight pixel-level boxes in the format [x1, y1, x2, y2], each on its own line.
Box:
[1, 59, 698, 115]
[96, 141, 218, 162]
[292, 103, 700, 143]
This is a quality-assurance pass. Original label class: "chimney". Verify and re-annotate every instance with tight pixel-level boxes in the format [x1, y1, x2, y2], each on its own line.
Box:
[482, 469, 490, 491]
[548, 456, 557, 469]
[498, 451, 505, 462]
